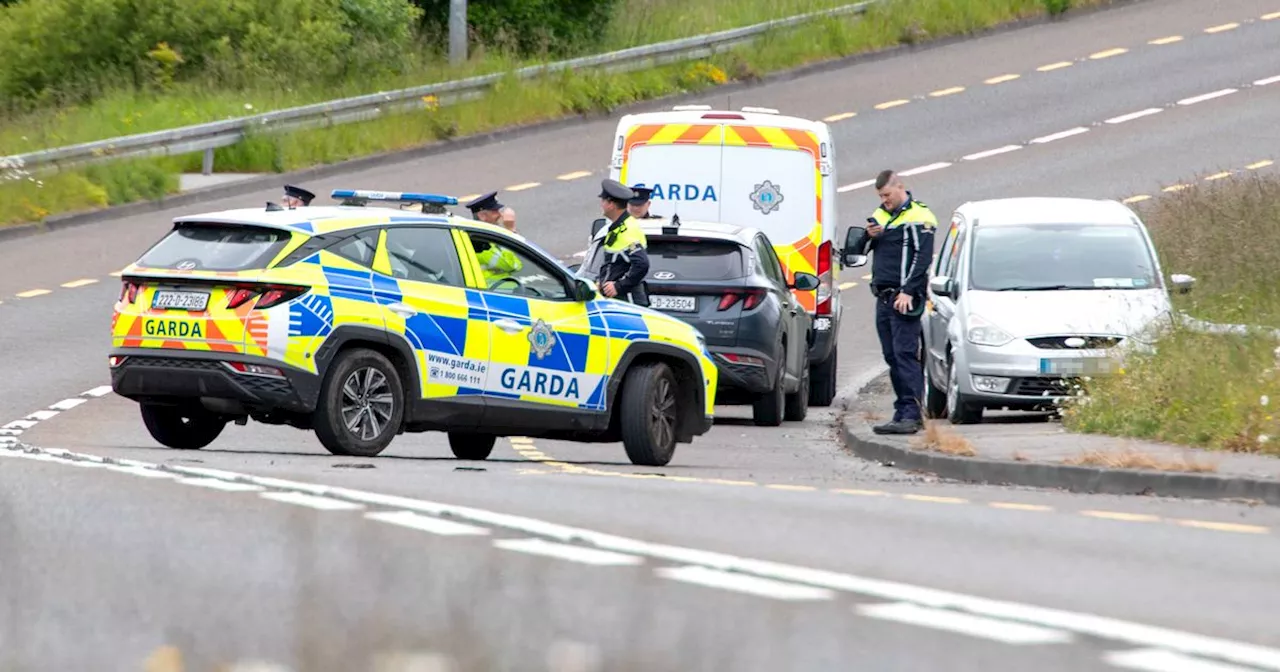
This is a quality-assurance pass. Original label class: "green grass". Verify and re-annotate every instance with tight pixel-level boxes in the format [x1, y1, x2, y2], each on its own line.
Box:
[0, 0, 1111, 227]
[1062, 172, 1280, 454]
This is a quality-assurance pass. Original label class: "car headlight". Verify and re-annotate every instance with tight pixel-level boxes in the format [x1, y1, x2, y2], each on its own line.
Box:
[966, 313, 1014, 347]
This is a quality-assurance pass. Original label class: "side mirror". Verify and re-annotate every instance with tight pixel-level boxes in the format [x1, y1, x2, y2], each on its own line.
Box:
[841, 225, 869, 268]
[930, 275, 954, 298]
[1170, 273, 1196, 294]
[574, 278, 598, 302]
[590, 218, 607, 238]
[790, 271, 820, 291]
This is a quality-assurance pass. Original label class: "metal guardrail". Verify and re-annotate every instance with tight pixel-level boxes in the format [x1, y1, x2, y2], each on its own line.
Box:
[3, 1, 878, 176]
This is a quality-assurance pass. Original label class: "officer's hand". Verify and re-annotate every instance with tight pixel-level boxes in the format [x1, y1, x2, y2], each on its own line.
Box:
[601, 281, 617, 297]
[501, 207, 516, 231]
[894, 292, 913, 314]
[867, 223, 883, 238]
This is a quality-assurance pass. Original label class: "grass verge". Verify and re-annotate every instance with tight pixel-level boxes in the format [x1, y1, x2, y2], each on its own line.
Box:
[1, 0, 1115, 228]
[1062, 172, 1280, 454]
[1062, 447, 1219, 473]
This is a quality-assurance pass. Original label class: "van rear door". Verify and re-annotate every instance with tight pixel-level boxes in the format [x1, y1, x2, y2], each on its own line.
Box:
[617, 123, 725, 221]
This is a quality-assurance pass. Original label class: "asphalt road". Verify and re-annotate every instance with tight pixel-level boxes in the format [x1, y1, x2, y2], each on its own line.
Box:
[5, 0, 1280, 669]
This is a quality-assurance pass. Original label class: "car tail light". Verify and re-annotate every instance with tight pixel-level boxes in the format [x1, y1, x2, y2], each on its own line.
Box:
[719, 353, 765, 366]
[119, 280, 140, 304]
[224, 361, 285, 378]
[108, 355, 127, 368]
[226, 283, 308, 310]
[717, 288, 766, 311]
[815, 240, 833, 316]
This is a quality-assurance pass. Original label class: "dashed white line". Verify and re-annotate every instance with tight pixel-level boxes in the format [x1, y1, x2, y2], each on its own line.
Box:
[657, 565, 835, 601]
[823, 112, 857, 122]
[985, 74, 1020, 84]
[963, 145, 1022, 161]
[1204, 22, 1240, 34]
[1105, 648, 1259, 672]
[1177, 89, 1238, 106]
[1105, 108, 1163, 124]
[85, 386, 114, 398]
[899, 162, 952, 177]
[1089, 48, 1128, 60]
[1031, 127, 1089, 144]
[837, 179, 877, 193]
[178, 477, 266, 492]
[260, 491, 365, 511]
[856, 602, 1074, 645]
[366, 510, 489, 536]
[1149, 35, 1183, 45]
[26, 410, 59, 421]
[874, 99, 911, 110]
[494, 538, 644, 566]
[505, 182, 541, 192]
[49, 398, 87, 411]
[1254, 75, 1280, 87]
[1037, 61, 1074, 72]
[929, 86, 965, 97]
[61, 278, 99, 288]
[556, 171, 592, 181]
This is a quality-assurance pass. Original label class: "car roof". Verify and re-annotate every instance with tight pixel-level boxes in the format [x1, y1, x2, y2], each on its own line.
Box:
[590, 217, 758, 244]
[955, 197, 1141, 227]
[172, 205, 515, 238]
[617, 107, 829, 135]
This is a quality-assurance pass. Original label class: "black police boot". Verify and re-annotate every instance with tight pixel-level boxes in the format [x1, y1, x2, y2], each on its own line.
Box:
[872, 418, 923, 435]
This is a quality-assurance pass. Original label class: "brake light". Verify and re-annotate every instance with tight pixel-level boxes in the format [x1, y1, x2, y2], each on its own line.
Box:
[224, 361, 285, 378]
[717, 288, 766, 311]
[701, 113, 745, 120]
[226, 283, 308, 310]
[815, 241, 833, 316]
[119, 281, 140, 304]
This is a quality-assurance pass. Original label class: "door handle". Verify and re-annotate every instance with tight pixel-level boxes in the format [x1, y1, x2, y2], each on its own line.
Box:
[494, 318, 524, 334]
[388, 302, 417, 317]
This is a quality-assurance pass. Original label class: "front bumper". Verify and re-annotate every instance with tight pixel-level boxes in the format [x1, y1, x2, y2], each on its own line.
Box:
[109, 348, 323, 414]
[957, 338, 1128, 405]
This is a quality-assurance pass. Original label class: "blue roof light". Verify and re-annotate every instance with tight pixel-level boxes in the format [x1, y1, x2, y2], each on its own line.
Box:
[330, 189, 458, 206]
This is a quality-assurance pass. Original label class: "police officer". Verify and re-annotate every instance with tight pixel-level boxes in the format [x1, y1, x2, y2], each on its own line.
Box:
[596, 179, 650, 305]
[862, 169, 937, 435]
[465, 191, 518, 233]
[281, 184, 315, 209]
[627, 186, 661, 219]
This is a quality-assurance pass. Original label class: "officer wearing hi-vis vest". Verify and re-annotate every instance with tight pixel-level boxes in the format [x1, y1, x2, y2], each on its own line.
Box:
[596, 179, 650, 306]
[863, 169, 936, 436]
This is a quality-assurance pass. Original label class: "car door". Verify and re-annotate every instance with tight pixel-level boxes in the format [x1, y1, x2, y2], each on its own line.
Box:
[457, 230, 606, 432]
[927, 214, 965, 378]
[754, 234, 803, 377]
[373, 225, 489, 428]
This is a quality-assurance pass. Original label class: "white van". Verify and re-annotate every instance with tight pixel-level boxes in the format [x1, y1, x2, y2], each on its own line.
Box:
[606, 105, 847, 406]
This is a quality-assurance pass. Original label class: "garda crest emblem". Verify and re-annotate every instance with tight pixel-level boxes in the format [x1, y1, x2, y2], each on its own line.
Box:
[749, 180, 784, 215]
[528, 319, 556, 360]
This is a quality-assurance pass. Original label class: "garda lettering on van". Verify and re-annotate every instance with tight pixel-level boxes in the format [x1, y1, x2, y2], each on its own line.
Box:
[143, 318, 204, 339]
[633, 183, 718, 202]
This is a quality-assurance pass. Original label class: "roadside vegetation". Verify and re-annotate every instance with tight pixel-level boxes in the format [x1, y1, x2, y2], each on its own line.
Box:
[0, 0, 1106, 227]
[1062, 172, 1280, 455]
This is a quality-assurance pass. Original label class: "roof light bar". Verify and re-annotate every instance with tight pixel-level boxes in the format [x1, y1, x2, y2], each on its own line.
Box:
[331, 190, 458, 206]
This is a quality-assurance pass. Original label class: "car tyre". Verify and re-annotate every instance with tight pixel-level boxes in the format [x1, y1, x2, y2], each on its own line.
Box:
[753, 348, 786, 427]
[448, 432, 496, 460]
[140, 403, 225, 449]
[313, 348, 405, 457]
[784, 357, 809, 422]
[945, 355, 983, 425]
[619, 361, 679, 467]
[808, 345, 838, 407]
[923, 358, 948, 419]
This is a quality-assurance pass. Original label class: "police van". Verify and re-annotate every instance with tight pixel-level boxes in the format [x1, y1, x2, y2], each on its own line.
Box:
[606, 105, 845, 406]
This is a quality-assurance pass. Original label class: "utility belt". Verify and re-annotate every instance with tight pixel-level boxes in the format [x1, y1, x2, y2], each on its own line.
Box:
[871, 284, 901, 301]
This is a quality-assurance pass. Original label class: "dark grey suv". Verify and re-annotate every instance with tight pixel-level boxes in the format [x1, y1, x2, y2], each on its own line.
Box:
[578, 217, 818, 426]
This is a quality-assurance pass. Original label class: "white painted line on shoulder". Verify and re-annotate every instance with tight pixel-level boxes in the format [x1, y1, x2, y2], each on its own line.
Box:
[25, 410, 59, 421]
[107, 465, 178, 479]
[899, 162, 952, 177]
[1105, 108, 1163, 124]
[1105, 648, 1258, 672]
[49, 398, 87, 411]
[178, 477, 266, 492]
[823, 112, 856, 122]
[495, 538, 644, 566]
[85, 386, 114, 398]
[962, 145, 1022, 161]
[1255, 75, 1280, 87]
[366, 510, 489, 536]
[837, 179, 876, 193]
[261, 491, 365, 510]
[856, 602, 1073, 645]
[1177, 89, 1238, 106]
[657, 565, 835, 601]
[1031, 127, 1089, 144]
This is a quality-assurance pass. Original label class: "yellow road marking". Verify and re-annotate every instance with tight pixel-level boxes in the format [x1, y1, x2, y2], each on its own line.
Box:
[1148, 35, 1183, 45]
[505, 182, 541, 192]
[458, 194, 481, 202]
[109, 270, 125, 277]
[706, 478, 757, 486]
[1247, 160, 1274, 170]
[875, 99, 911, 110]
[929, 86, 965, 97]
[838, 281, 858, 290]
[1204, 22, 1240, 33]
[823, 112, 857, 122]
[989, 502, 1054, 512]
[902, 494, 967, 504]
[861, 273, 872, 280]
[15, 289, 51, 298]
[1162, 184, 1192, 193]
[1264, 12, 1280, 20]
[1089, 48, 1128, 59]
[1122, 195, 1151, 204]
[1205, 171, 1233, 181]
[767, 484, 818, 492]
[1081, 510, 1161, 523]
[1037, 61, 1073, 72]
[832, 489, 889, 497]
[1175, 519, 1269, 534]
[61, 278, 99, 288]
[984, 74, 1020, 84]
[556, 171, 592, 181]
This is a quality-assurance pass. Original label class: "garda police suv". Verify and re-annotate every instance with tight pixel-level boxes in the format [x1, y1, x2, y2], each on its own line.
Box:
[108, 189, 718, 467]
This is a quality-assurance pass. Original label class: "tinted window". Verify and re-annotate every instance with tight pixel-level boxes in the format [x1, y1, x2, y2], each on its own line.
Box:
[384, 227, 465, 286]
[470, 234, 570, 300]
[646, 239, 746, 281]
[138, 223, 291, 271]
[329, 229, 379, 268]
[969, 224, 1160, 291]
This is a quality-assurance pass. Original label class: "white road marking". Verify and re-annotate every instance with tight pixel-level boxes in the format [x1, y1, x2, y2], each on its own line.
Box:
[366, 510, 489, 536]
[899, 162, 952, 177]
[61, 278, 99, 288]
[556, 171, 592, 181]
[1254, 75, 1280, 87]
[85, 386, 114, 397]
[25, 410, 59, 421]
[837, 178, 877, 193]
[2, 420, 37, 430]
[494, 538, 644, 566]
[1105, 108, 1163, 124]
[49, 398, 87, 411]
[260, 491, 365, 510]
[1031, 127, 1089, 144]
[1105, 648, 1260, 672]
[505, 182, 541, 191]
[857, 602, 1073, 645]
[178, 477, 266, 492]
[1204, 22, 1240, 34]
[106, 465, 177, 479]
[1177, 89, 1238, 106]
[823, 112, 857, 122]
[963, 145, 1022, 161]
[657, 565, 834, 601]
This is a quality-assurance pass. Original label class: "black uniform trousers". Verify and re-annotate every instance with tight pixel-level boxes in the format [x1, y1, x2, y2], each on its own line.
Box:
[873, 286, 924, 422]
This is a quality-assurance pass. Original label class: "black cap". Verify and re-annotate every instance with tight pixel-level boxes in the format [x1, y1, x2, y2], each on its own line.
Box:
[628, 185, 653, 205]
[465, 191, 503, 214]
[599, 179, 635, 202]
[283, 184, 315, 205]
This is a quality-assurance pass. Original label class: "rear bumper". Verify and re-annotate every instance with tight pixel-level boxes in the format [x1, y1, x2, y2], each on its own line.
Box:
[808, 313, 837, 364]
[109, 348, 322, 414]
[707, 345, 776, 395]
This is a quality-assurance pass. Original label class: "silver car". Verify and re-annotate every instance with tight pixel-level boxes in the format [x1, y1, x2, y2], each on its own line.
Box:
[921, 197, 1196, 424]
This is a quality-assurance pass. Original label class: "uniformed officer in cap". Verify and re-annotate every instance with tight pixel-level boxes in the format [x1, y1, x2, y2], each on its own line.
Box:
[464, 191, 517, 233]
[627, 186, 660, 219]
[595, 179, 650, 306]
[282, 184, 315, 209]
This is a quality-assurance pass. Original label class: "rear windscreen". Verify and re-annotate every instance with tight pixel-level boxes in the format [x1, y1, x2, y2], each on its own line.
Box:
[646, 240, 745, 281]
[137, 223, 293, 271]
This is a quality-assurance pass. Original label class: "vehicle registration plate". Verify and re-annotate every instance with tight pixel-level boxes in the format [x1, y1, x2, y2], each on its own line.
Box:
[1039, 357, 1115, 375]
[152, 290, 210, 311]
[651, 295, 696, 312]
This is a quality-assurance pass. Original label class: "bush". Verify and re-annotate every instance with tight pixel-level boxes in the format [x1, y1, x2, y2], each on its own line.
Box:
[411, 0, 619, 57]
